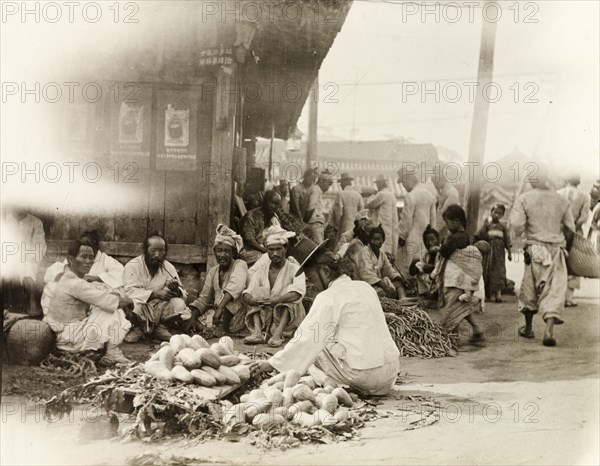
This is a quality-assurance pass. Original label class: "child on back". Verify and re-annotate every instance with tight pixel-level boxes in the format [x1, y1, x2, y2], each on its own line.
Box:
[432, 205, 481, 304]
[431, 204, 485, 344]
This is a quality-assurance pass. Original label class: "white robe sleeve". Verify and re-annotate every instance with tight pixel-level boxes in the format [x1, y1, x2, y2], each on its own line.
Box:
[44, 260, 67, 284]
[397, 194, 415, 240]
[95, 253, 124, 289]
[283, 264, 306, 299]
[123, 260, 153, 303]
[269, 293, 338, 375]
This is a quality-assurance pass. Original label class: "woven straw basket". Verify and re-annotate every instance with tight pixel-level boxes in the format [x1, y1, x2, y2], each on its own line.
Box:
[567, 234, 600, 278]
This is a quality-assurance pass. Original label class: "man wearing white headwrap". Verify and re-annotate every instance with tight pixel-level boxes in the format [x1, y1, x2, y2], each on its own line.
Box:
[242, 226, 306, 347]
[188, 224, 248, 335]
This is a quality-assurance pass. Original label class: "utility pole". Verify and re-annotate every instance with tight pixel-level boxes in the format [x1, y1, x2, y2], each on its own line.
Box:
[464, 6, 498, 236]
[307, 75, 319, 170]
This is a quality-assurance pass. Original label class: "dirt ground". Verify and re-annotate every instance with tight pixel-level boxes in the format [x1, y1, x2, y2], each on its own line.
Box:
[1, 262, 599, 465]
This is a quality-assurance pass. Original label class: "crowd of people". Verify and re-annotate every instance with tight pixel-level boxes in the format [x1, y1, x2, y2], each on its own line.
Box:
[3, 166, 599, 393]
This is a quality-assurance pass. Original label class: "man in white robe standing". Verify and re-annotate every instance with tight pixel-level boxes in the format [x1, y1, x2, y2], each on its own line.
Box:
[329, 173, 364, 240]
[366, 175, 398, 257]
[432, 168, 461, 241]
[396, 170, 437, 278]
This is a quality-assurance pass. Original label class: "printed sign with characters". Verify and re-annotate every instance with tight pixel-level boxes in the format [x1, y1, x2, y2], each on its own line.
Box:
[197, 47, 234, 68]
[157, 90, 198, 171]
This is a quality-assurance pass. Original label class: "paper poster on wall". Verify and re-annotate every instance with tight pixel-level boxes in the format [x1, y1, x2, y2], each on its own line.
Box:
[164, 105, 189, 147]
[109, 85, 152, 167]
[156, 90, 198, 171]
[119, 102, 144, 144]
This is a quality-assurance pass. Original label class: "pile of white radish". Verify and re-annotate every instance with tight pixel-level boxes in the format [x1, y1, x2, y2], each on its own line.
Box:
[144, 335, 251, 387]
[223, 369, 354, 428]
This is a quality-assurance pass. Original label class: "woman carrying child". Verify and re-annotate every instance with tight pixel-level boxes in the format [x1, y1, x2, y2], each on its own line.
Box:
[431, 205, 485, 344]
[474, 203, 512, 302]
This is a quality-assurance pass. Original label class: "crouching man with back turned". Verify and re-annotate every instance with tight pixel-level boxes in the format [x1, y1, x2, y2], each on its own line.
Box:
[249, 238, 400, 395]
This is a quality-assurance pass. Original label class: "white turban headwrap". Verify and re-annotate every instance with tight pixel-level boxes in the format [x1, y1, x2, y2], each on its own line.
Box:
[214, 224, 243, 252]
[263, 225, 296, 247]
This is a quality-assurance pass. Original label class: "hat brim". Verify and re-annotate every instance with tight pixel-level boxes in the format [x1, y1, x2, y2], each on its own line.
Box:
[295, 239, 330, 277]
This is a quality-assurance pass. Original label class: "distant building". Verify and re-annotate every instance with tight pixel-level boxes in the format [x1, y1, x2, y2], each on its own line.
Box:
[285, 140, 440, 195]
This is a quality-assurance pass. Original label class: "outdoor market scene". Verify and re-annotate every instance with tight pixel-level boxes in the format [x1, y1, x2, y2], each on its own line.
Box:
[1, 1, 599, 465]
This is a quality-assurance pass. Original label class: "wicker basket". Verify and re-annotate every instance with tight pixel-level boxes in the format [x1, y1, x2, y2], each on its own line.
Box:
[567, 234, 600, 278]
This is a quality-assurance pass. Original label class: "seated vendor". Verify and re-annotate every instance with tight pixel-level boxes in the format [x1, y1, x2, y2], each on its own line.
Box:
[188, 224, 248, 335]
[44, 240, 133, 365]
[356, 225, 407, 299]
[248, 238, 400, 396]
[41, 230, 124, 315]
[338, 216, 374, 279]
[239, 190, 282, 266]
[242, 226, 306, 348]
[409, 225, 440, 299]
[123, 234, 192, 342]
[337, 209, 371, 248]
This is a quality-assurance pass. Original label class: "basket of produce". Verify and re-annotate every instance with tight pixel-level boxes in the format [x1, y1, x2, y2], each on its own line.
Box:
[567, 233, 600, 278]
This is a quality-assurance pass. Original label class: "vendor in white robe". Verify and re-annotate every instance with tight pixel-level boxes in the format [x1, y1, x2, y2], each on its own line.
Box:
[123, 234, 191, 342]
[248, 238, 400, 396]
[356, 225, 406, 299]
[44, 240, 133, 365]
[188, 224, 248, 335]
[242, 226, 306, 347]
[41, 230, 124, 314]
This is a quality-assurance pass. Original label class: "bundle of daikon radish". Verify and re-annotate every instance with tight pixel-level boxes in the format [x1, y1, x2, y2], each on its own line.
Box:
[144, 335, 251, 387]
[222, 369, 354, 428]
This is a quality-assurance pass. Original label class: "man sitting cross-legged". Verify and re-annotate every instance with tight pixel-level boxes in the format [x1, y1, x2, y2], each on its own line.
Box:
[356, 225, 407, 299]
[188, 224, 248, 336]
[123, 234, 191, 342]
[242, 226, 306, 348]
[42, 230, 124, 315]
[44, 240, 133, 365]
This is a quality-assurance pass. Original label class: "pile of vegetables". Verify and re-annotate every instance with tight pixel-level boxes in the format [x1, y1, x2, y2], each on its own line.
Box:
[380, 298, 457, 358]
[223, 369, 354, 429]
[144, 335, 250, 388]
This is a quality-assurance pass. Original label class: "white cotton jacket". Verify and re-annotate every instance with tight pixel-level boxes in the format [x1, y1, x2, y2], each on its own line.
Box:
[269, 275, 399, 375]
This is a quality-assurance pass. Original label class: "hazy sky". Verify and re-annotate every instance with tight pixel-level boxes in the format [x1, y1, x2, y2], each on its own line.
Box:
[1, 0, 598, 212]
[297, 0, 599, 174]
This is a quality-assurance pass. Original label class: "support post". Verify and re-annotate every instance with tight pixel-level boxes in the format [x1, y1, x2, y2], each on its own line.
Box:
[464, 9, 497, 236]
[307, 75, 319, 170]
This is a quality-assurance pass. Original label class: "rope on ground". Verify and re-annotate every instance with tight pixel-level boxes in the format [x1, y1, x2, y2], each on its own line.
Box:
[39, 352, 99, 378]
